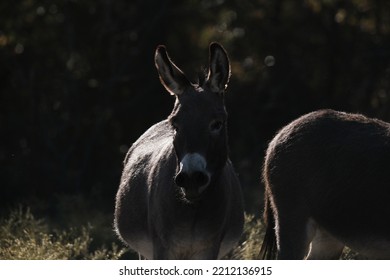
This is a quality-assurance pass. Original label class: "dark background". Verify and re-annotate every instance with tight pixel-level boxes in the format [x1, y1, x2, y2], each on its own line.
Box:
[2, 0, 390, 222]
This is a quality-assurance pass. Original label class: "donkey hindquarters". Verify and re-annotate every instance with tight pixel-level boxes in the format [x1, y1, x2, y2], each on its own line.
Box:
[114, 43, 244, 260]
[260, 109, 390, 259]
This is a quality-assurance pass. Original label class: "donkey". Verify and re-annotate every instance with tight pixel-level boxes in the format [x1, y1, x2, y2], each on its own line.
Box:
[114, 43, 244, 259]
[260, 109, 390, 259]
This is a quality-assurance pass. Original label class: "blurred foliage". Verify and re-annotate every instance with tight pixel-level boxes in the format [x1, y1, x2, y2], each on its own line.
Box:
[2, 0, 390, 230]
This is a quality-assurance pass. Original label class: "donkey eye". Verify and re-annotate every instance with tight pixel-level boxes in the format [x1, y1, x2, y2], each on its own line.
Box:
[209, 120, 224, 133]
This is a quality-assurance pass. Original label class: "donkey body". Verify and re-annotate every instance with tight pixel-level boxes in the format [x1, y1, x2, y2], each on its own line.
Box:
[260, 109, 390, 259]
[114, 43, 244, 259]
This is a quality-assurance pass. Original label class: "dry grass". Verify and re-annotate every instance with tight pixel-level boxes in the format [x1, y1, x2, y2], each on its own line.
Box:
[227, 213, 265, 260]
[1, 207, 362, 260]
[0, 206, 126, 260]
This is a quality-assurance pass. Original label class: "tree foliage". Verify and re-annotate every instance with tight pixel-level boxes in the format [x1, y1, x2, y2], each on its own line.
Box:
[2, 0, 390, 215]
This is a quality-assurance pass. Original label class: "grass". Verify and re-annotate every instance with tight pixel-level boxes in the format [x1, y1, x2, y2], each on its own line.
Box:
[228, 213, 265, 260]
[0, 205, 263, 260]
[0, 206, 127, 260]
[0, 205, 360, 260]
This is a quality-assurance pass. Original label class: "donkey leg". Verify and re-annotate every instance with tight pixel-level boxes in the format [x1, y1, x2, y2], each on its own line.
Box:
[306, 226, 344, 260]
[276, 213, 313, 259]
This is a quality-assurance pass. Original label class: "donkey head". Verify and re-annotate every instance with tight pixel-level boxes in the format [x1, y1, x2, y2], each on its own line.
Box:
[155, 43, 231, 201]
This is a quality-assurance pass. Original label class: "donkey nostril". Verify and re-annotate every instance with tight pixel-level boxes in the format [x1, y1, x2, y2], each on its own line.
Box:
[192, 171, 210, 187]
[175, 172, 188, 188]
[175, 171, 210, 189]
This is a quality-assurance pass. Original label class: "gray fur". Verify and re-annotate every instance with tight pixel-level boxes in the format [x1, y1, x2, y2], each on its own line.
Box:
[114, 43, 244, 259]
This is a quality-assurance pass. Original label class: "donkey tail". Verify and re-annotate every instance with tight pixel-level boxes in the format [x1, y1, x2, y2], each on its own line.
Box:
[258, 198, 278, 260]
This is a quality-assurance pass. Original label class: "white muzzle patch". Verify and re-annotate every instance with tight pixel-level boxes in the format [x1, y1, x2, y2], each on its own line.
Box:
[179, 153, 207, 173]
[177, 153, 211, 195]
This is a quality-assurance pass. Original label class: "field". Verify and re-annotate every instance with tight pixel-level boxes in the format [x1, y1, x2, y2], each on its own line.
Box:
[2, 0, 388, 261]
[0, 206, 126, 260]
[0, 203, 266, 260]
[0, 204, 362, 260]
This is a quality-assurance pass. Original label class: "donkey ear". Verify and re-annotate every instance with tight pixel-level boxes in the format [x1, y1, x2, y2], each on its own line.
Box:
[155, 45, 190, 96]
[206, 42, 231, 93]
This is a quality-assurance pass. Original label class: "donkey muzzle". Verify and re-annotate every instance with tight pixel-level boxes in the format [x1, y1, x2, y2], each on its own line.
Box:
[175, 153, 211, 199]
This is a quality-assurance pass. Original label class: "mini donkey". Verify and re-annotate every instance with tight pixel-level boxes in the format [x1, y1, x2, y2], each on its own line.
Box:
[114, 43, 244, 259]
[260, 109, 390, 259]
